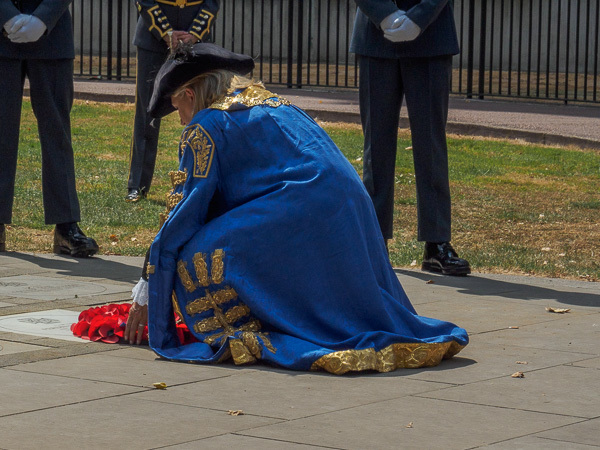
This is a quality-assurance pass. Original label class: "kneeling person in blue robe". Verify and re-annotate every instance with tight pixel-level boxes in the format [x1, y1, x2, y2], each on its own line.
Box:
[124, 43, 468, 374]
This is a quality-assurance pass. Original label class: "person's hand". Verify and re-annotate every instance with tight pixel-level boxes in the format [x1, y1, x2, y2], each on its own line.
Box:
[165, 30, 197, 48]
[125, 301, 148, 345]
[380, 9, 406, 30]
[383, 15, 420, 43]
[124, 278, 149, 344]
[8, 15, 47, 43]
[4, 14, 28, 34]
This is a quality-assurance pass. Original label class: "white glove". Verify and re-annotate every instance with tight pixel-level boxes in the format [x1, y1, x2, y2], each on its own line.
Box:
[380, 9, 406, 30]
[8, 15, 47, 43]
[131, 277, 149, 306]
[383, 14, 421, 43]
[4, 14, 28, 34]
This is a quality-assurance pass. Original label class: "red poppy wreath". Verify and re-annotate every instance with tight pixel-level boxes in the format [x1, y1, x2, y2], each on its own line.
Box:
[71, 303, 198, 345]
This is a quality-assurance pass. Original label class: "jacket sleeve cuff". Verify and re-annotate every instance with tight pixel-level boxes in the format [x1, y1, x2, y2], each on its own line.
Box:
[189, 9, 216, 41]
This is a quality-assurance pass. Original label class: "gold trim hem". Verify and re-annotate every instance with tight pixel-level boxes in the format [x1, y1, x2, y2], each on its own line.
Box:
[310, 341, 465, 375]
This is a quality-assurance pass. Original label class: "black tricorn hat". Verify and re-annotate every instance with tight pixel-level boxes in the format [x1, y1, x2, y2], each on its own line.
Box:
[148, 43, 255, 118]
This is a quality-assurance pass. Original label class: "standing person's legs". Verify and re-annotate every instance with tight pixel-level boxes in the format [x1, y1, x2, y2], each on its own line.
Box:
[0, 58, 26, 226]
[26, 58, 81, 225]
[127, 47, 167, 200]
[27, 58, 98, 257]
[358, 55, 404, 242]
[401, 56, 452, 243]
[402, 55, 470, 275]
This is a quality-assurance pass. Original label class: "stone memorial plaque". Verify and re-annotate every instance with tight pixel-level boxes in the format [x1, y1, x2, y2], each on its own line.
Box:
[0, 275, 127, 300]
[0, 309, 85, 342]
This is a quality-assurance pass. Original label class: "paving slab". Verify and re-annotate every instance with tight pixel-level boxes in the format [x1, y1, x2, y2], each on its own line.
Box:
[241, 395, 581, 450]
[536, 418, 600, 447]
[0, 275, 128, 301]
[131, 368, 453, 421]
[164, 434, 325, 449]
[483, 434, 599, 449]
[414, 294, 574, 335]
[0, 339, 49, 356]
[9, 351, 236, 387]
[477, 313, 600, 354]
[569, 357, 600, 369]
[0, 395, 282, 450]
[403, 339, 595, 385]
[396, 270, 600, 309]
[418, 364, 600, 418]
[0, 252, 143, 283]
[0, 367, 144, 417]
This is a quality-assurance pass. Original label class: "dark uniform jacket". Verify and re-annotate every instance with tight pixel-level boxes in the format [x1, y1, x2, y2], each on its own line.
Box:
[350, 0, 459, 58]
[134, 0, 220, 53]
[0, 0, 74, 59]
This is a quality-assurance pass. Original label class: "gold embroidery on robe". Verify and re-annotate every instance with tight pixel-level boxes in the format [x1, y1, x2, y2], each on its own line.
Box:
[225, 330, 277, 365]
[166, 192, 183, 210]
[171, 292, 184, 323]
[175, 248, 276, 363]
[193, 304, 250, 333]
[310, 341, 465, 375]
[209, 86, 292, 111]
[203, 319, 261, 345]
[169, 170, 187, 187]
[193, 252, 210, 287]
[186, 286, 238, 315]
[177, 260, 196, 293]
[179, 124, 215, 178]
[211, 249, 225, 284]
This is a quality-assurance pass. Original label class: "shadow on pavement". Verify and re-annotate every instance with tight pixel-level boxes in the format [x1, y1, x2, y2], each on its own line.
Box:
[396, 269, 599, 308]
[6, 252, 142, 284]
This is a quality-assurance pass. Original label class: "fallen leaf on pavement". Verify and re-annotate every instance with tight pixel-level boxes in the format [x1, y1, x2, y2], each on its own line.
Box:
[227, 410, 244, 416]
[511, 372, 525, 378]
[406, 422, 413, 428]
[153, 382, 167, 389]
[546, 307, 571, 314]
[516, 361, 528, 365]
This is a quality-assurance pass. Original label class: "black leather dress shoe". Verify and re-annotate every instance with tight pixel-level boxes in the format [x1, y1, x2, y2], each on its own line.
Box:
[0, 224, 5, 252]
[422, 242, 471, 276]
[125, 188, 147, 202]
[53, 223, 99, 257]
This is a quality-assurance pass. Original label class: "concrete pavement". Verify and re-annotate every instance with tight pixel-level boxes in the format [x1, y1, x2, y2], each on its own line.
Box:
[0, 252, 598, 449]
[4, 79, 598, 448]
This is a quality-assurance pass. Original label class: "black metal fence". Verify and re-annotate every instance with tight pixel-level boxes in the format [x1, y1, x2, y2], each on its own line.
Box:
[71, 0, 600, 104]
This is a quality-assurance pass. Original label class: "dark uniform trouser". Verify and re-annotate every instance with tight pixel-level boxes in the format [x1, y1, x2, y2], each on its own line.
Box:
[127, 47, 169, 192]
[0, 58, 80, 225]
[359, 54, 452, 243]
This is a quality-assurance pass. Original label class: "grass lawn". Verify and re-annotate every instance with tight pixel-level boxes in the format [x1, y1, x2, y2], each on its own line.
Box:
[7, 99, 600, 281]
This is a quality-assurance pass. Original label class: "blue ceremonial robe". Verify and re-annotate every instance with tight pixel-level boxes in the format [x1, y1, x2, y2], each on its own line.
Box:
[146, 86, 468, 374]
